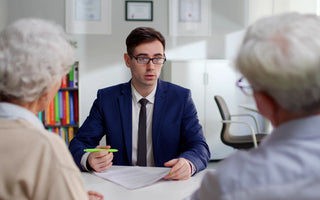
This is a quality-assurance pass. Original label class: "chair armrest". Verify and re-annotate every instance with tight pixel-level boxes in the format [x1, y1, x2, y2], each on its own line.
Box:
[221, 120, 258, 148]
[230, 114, 261, 133]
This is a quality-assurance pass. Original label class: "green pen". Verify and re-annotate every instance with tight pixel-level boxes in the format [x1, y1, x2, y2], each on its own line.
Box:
[84, 148, 118, 152]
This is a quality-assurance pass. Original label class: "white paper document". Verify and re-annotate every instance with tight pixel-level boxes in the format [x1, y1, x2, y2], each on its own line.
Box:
[93, 166, 171, 190]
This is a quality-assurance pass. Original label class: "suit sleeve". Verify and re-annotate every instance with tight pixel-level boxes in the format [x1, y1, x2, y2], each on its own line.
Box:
[179, 90, 211, 173]
[69, 90, 106, 170]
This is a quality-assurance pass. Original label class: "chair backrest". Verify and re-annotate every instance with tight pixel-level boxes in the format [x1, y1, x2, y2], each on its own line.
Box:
[214, 95, 231, 146]
[214, 95, 231, 121]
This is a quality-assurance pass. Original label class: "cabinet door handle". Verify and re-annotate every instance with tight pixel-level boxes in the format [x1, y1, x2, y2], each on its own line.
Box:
[203, 72, 209, 85]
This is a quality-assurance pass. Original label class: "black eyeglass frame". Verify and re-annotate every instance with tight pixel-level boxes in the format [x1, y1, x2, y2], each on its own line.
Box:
[129, 54, 166, 65]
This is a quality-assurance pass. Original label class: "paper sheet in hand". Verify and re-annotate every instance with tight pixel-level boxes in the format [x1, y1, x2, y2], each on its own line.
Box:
[93, 166, 171, 190]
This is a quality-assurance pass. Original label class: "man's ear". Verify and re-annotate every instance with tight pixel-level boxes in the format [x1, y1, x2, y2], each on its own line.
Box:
[124, 53, 131, 68]
[254, 91, 278, 126]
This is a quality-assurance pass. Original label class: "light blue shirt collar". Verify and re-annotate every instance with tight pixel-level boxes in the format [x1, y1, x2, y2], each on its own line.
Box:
[0, 102, 44, 129]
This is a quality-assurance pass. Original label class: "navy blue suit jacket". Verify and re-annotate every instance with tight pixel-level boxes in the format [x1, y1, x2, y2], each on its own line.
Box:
[69, 79, 210, 173]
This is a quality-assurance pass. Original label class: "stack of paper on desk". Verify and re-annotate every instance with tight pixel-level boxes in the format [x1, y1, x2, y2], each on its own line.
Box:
[93, 166, 171, 190]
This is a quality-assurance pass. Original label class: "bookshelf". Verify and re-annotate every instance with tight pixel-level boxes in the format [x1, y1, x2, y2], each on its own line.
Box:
[38, 61, 79, 146]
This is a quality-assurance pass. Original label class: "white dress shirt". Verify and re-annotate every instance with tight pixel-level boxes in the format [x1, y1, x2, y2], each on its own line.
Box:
[189, 115, 320, 200]
[131, 84, 156, 166]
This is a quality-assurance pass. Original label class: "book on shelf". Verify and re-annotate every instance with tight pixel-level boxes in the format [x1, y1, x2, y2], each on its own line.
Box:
[58, 91, 63, 119]
[69, 64, 74, 88]
[74, 90, 79, 122]
[61, 74, 68, 88]
[47, 99, 55, 126]
[62, 91, 67, 125]
[54, 127, 59, 135]
[54, 93, 60, 125]
[68, 127, 74, 143]
[64, 128, 69, 144]
[59, 127, 64, 139]
[65, 90, 70, 125]
[69, 91, 75, 125]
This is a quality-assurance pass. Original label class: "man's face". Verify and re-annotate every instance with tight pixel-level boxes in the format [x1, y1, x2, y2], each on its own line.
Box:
[124, 40, 165, 93]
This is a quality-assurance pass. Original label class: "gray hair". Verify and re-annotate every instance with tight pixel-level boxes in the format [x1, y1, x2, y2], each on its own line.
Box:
[235, 12, 320, 113]
[0, 18, 75, 102]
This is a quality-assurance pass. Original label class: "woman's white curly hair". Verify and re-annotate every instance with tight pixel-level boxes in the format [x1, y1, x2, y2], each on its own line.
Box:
[0, 18, 75, 102]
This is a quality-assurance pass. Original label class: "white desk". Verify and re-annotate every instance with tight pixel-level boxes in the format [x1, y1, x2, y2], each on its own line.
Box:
[81, 168, 207, 200]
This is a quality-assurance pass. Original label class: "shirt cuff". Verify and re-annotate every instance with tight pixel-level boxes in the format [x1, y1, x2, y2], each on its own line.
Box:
[186, 159, 197, 176]
[81, 152, 91, 171]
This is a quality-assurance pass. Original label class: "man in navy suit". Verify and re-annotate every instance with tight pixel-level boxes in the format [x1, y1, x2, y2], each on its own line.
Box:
[69, 27, 210, 180]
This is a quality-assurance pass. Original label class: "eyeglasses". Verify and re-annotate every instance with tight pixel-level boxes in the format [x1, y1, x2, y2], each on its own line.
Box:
[236, 77, 253, 96]
[130, 54, 166, 65]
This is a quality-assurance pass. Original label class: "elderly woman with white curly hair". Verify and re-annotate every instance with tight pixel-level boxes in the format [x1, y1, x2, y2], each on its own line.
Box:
[0, 18, 103, 200]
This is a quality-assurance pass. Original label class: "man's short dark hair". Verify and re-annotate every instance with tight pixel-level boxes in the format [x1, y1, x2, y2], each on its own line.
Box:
[126, 27, 165, 55]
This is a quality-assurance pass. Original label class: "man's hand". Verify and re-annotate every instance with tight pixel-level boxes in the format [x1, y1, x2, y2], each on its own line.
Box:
[88, 190, 103, 200]
[163, 158, 192, 180]
[87, 146, 113, 172]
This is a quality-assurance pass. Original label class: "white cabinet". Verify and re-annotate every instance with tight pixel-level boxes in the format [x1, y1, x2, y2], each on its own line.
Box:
[162, 60, 258, 159]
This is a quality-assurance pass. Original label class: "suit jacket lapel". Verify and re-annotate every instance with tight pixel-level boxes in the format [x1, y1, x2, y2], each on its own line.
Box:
[152, 79, 167, 161]
[118, 81, 132, 165]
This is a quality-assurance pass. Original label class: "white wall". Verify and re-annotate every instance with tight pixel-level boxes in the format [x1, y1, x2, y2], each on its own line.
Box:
[6, 0, 246, 124]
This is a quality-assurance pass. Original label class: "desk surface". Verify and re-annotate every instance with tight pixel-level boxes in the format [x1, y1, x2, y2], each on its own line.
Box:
[81, 168, 207, 200]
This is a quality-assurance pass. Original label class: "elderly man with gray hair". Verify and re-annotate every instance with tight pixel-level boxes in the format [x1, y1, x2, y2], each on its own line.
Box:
[188, 12, 320, 200]
[0, 18, 102, 200]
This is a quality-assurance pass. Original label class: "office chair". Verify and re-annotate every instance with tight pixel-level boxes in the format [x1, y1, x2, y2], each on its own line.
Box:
[214, 95, 268, 149]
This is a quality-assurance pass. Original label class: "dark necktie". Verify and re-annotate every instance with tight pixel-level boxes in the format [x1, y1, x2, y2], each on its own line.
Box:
[137, 98, 148, 166]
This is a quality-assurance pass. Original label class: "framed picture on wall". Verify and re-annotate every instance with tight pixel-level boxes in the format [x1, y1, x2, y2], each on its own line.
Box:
[65, 0, 111, 34]
[169, 0, 211, 36]
[125, 1, 153, 21]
